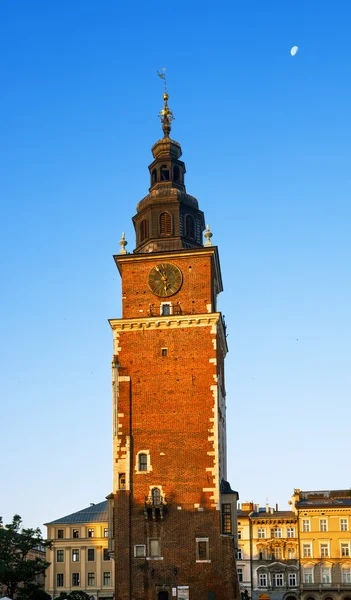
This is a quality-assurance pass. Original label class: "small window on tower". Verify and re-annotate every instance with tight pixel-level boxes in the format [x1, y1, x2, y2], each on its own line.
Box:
[161, 303, 171, 315]
[118, 473, 126, 489]
[151, 169, 157, 184]
[159, 212, 172, 237]
[196, 538, 210, 561]
[138, 453, 147, 471]
[222, 503, 232, 534]
[151, 487, 161, 505]
[161, 348, 167, 357]
[160, 164, 170, 180]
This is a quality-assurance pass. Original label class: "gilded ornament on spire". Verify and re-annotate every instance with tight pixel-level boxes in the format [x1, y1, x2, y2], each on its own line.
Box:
[157, 68, 174, 138]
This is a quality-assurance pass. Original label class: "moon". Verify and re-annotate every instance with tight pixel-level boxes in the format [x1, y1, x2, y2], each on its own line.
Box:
[290, 46, 298, 56]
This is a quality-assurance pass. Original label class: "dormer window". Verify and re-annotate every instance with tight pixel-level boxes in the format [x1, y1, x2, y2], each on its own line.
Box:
[160, 164, 170, 181]
[159, 212, 172, 237]
[185, 215, 195, 239]
[140, 219, 149, 243]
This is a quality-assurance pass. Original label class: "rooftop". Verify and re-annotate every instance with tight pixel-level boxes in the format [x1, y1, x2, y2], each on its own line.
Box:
[45, 501, 108, 525]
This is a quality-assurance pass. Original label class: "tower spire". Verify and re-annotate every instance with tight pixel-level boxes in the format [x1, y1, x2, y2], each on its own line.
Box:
[157, 68, 174, 138]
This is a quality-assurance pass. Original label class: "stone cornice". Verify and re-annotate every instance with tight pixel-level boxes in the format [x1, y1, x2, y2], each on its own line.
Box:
[109, 312, 228, 355]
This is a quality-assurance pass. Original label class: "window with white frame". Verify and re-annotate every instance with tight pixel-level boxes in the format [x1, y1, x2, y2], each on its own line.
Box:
[302, 519, 310, 532]
[342, 568, 351, 583]
[88, 528, 94, 538]
[237, 568, 243, 582]
[103, 572, 111, 586]
[134, 545, 146, 558]
[272, 547, 282, 560]
[161, 303, 172, 315]
[321, 567, 331, 584]
[272, 573, 284, 587]
[287, 547, 296, 560]
[340, 518, 348, 532]
[258, 528, 266, 538]
[149, 538, 161, 558]
[287, 527, 295, 538]
[288, 572, 297, 587]
[137, 451, 150, 472]
[341, 543, 350, 557]
[271, 528, 282, 538]
[304, 568, 313, 584]
[303, 543, 312, 557]
[72, 549, 79, 562]
[104, 527, 108, 537]
[320, 543, 329, 557]
[258, 573, 267, 587]
[88, 572, 95, 586]
[320, 519, 328, 532]
[237, 548, 243, 560]
[196, 538, 209, 561]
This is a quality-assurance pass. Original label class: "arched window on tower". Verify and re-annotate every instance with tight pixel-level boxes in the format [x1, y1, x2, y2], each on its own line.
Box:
[140, 219, 149, 243]
[173, 165, 180, 183]
[151, 169, 157, 185]
[151, 487, 161, 505]
[185, 215, 195, 239]
[160, 164, 170, 181]
[138, 453, 147, 471]
[159, 212, 172, 237]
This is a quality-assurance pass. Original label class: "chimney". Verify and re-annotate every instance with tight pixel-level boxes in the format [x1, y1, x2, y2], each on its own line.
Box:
[90, 503, 95, 506]
[266, 503, 269, 513]
[276, 503, 279, 511]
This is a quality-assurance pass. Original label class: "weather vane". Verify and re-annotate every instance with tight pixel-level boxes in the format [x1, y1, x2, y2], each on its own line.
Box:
[157, 67, 174, 137]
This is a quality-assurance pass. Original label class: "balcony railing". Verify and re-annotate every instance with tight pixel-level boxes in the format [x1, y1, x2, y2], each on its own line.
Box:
[144, 495, 166, 521]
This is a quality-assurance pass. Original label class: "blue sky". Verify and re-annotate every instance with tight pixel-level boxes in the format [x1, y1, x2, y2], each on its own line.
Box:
[1, 0, 350, 530]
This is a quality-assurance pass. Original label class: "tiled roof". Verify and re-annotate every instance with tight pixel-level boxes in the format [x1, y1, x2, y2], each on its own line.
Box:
[250, 510, 295, 519]
[45, 501, 108, 525]
[297, 498, 351, 508]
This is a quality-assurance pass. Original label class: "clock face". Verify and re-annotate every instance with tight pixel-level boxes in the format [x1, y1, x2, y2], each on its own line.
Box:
[148, 263, 183, 297]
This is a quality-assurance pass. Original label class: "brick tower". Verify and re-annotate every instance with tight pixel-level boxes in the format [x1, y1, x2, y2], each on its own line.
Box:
[109, 87, 240, 600]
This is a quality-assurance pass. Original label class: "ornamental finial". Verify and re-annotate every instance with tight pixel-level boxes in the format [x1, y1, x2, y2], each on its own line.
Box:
[119, 232, 128, 254]
[157, 68, 174, 138]
[204, 224, 213, 247]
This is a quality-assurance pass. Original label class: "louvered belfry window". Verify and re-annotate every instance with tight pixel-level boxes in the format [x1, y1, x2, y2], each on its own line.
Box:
[140, 219, 149, 242]
[185, 214, 195, 239]
[159, 212, 172, 237]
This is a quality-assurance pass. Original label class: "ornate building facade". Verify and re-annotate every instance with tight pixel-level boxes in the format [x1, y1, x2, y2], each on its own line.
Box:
[45, 501, 114, 599]
[236, 503, 299, 600]
[108, 89, 240, 600]
[293, 488, 351, 600]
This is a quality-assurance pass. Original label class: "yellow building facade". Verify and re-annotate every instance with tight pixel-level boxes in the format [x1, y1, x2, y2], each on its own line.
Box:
[293, 489, 351, 600]
[45, 500, 114, 600]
